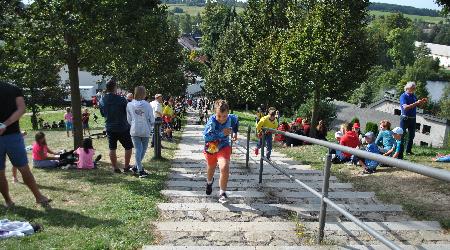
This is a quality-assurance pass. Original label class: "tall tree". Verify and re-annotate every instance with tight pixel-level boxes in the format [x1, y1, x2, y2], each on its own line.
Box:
[281, 0, 372, 136]
[180, 13, 193, 34]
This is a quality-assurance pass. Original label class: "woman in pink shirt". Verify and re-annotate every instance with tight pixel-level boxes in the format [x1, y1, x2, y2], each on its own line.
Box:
[75, 138, 101, 169]
[32, 132, 60, 168]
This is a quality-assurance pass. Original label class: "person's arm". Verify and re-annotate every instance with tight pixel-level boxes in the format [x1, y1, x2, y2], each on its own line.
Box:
[401, 95, 426, 111]
[375, 132, 383, 146]
[99, 99, 106, 117]
[147, 103, 155, 126]
[126, 104, 133, 125]
[0, 96, 26, 135]
[384, 146, 394, 156]
[256, 117, 265, 133]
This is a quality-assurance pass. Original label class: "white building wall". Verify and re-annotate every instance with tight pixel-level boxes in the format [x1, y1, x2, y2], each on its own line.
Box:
[433, 55, 450, 68]
[58, 66, 107, 89]
[372, 101, 449, 148]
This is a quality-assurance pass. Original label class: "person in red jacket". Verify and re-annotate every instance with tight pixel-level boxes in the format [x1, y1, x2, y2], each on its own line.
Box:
[332, 123, 360, 163]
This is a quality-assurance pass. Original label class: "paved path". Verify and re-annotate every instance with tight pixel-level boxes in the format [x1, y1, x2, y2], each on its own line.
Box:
[145, 110, 450, 249]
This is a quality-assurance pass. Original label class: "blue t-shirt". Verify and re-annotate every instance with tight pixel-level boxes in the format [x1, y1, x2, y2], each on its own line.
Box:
[99, 93, 130, 132]
[365, 143, 380, 169]
[400, 92, 417, 117]
[203, 114, 239, 150]
[375, 130, 396, 151]
[395, 140, 402, 153]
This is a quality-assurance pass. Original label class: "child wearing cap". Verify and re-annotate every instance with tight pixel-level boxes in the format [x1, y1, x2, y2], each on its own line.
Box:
[391, 127, 404, 159]
[358, 132, 380, 174]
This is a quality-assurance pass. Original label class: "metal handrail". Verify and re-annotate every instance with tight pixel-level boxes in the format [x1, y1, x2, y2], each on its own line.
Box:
[239, 125, 450, 250]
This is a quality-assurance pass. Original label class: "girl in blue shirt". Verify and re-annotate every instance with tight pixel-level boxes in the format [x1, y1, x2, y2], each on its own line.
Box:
[375, 120, 396, 156]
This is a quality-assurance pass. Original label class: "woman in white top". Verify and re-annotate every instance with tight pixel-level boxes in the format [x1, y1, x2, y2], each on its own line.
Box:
[126, 86, 155, 178]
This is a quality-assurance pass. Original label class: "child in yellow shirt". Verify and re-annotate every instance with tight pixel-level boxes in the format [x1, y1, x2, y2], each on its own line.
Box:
[254, 107, 278, 160]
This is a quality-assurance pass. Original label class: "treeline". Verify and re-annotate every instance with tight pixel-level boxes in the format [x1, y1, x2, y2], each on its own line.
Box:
[417, 22, 450, 46]
[369, 2, 440, 17]
[162, 0, 246, 8]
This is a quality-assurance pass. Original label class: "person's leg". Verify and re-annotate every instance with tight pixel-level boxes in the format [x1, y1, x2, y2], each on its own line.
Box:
[140, 137, 150, 165]
[266, 135, 273, 159]
[118, 132, 133, 168]
[406, 118, 416, 154]
[0, 170, 13, 206]
[107, 132, 120, 171]
[399, 117, 407, 159]
[12, 167, 18, 182]
[16, 166, 49, 203]
[218, 158, 230, 193]
[109, 150, 118, 169]
[132, 137, 143, 172]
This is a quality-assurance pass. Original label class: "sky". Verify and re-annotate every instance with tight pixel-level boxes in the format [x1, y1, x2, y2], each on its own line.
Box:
[370, 0, 441, 10]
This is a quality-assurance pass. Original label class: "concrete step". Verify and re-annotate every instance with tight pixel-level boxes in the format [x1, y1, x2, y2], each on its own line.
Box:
[161, 190, 375, 199]
[157, 203, 403, 213]
[143, 245, 450, 250]
[170, 167, 323, 175]
[154, 221, 442, 232]
[169, 173, 337, 182]
[165, 180, 353, 190]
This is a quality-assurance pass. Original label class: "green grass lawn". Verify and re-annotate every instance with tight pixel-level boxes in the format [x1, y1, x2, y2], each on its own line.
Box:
[0, 112, 181, 249]
[370, 10, 446, 24]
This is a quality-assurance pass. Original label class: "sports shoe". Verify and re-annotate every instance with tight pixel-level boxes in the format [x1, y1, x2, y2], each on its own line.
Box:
[254, 148, 259, 156]
[131, 166, 138, 175]
[94, 154, 102, 163]
[218, 192, 229, 204]
[206, 178, 214, 195]
[138, 170, 149, 178]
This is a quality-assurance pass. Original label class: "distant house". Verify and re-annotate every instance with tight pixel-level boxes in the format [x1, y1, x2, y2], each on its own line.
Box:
[368, 97, 450, 148]
[178, 35, 200, 51]
[415, 41, 450, 68]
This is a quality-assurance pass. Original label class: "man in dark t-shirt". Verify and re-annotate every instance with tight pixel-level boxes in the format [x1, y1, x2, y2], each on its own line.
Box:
[99, 80, 133, 173]
[0, 81, 51, 207]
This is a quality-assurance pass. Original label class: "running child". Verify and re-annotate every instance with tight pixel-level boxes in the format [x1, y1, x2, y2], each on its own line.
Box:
[203, 100, 239, 204]
[64, 107, 73, 137]
[254, 107, 278, 160]
[82, 108, 90, 136]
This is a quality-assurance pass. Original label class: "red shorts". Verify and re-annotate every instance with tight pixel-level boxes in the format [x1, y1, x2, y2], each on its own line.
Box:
[204, 146, 232, 167]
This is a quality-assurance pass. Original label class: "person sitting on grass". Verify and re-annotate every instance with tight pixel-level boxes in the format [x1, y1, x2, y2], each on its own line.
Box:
[32, 132, 61, 168]
[391, 127, 404, 159]
[432, 154, 450, 162]
[285, 123, 303, 147]
[357, 132, 379, 174]
[75, 138, 102, 169]
[332, 123, 360, 164]
[376, 120, 396, 156]
[315, 120, 328, 141]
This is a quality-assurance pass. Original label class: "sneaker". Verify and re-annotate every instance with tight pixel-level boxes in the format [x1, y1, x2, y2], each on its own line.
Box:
[406, 151, 415, 155]
[94, 154, 102, 163]
[218, 192, 229, 204]
[138, 170, 149, 178]
[113, 168, 122, 174]
[123, 165, 134, 173]
[131, 166, 138, 175]
[206, 178, 214, 195]
[254, 148, 259, 156]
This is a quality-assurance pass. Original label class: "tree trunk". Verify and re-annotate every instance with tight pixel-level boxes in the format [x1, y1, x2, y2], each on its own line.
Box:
[65, 32, 83, 148]
[31, 105, 39, 130]
[310, 85, 320, 138]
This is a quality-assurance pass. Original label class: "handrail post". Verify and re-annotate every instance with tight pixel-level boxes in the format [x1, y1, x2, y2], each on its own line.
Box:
[259, 130, 266, 183]
[318, 150, 332, 244]
[246, 126, 251, 168]
[154, 121, 162, 159]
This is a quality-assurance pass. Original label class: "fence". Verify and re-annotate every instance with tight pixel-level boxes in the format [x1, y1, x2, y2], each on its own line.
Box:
[236, 126, 450, 250]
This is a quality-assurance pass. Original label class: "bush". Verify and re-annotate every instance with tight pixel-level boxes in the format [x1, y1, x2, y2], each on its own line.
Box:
[365, 122, 379, 136]
[295, 98, 337, 127]
[172, 7, 184, 13]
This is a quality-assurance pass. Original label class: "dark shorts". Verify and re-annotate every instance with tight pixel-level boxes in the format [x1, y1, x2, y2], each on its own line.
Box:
[107, 130, 133, 151]
[82, 123, 89, 129]
[0, 133, 29, 170]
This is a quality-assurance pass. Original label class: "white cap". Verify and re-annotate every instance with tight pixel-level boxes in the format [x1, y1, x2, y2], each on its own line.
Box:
[335, 131, 343, 139]
[364, 131, 374, 138]
[392, 127, 404, 135]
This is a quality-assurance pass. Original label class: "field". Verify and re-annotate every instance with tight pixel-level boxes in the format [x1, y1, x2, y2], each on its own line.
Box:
[164, 4, 445, 24]
[236, 110, 450, 229]
[0, 110, 181, 249]
[370, 10, 446, 24]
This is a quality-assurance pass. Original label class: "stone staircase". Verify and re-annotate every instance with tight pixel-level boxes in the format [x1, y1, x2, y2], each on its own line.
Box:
[144, 111, 450, 249]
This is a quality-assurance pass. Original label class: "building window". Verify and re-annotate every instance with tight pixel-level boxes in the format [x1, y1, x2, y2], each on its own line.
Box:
[416, 123, 421, 132]
[422, 125, 431, 135]
[394, 109, 401, 116]
[420, 141, 429, 147]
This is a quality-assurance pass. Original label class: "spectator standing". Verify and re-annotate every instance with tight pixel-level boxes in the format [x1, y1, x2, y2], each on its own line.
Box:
[255, 108, 279, 159]
[150, 94, 163, 148]
[99, 80, 134, 173]
[126, 93, 134, 103]
[82, 108, 90, 136]
[64, 107, 73, 137]
[399, 82, 427, 159]
[127, 86, 154, 178]
[0, 81, 51, 207]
